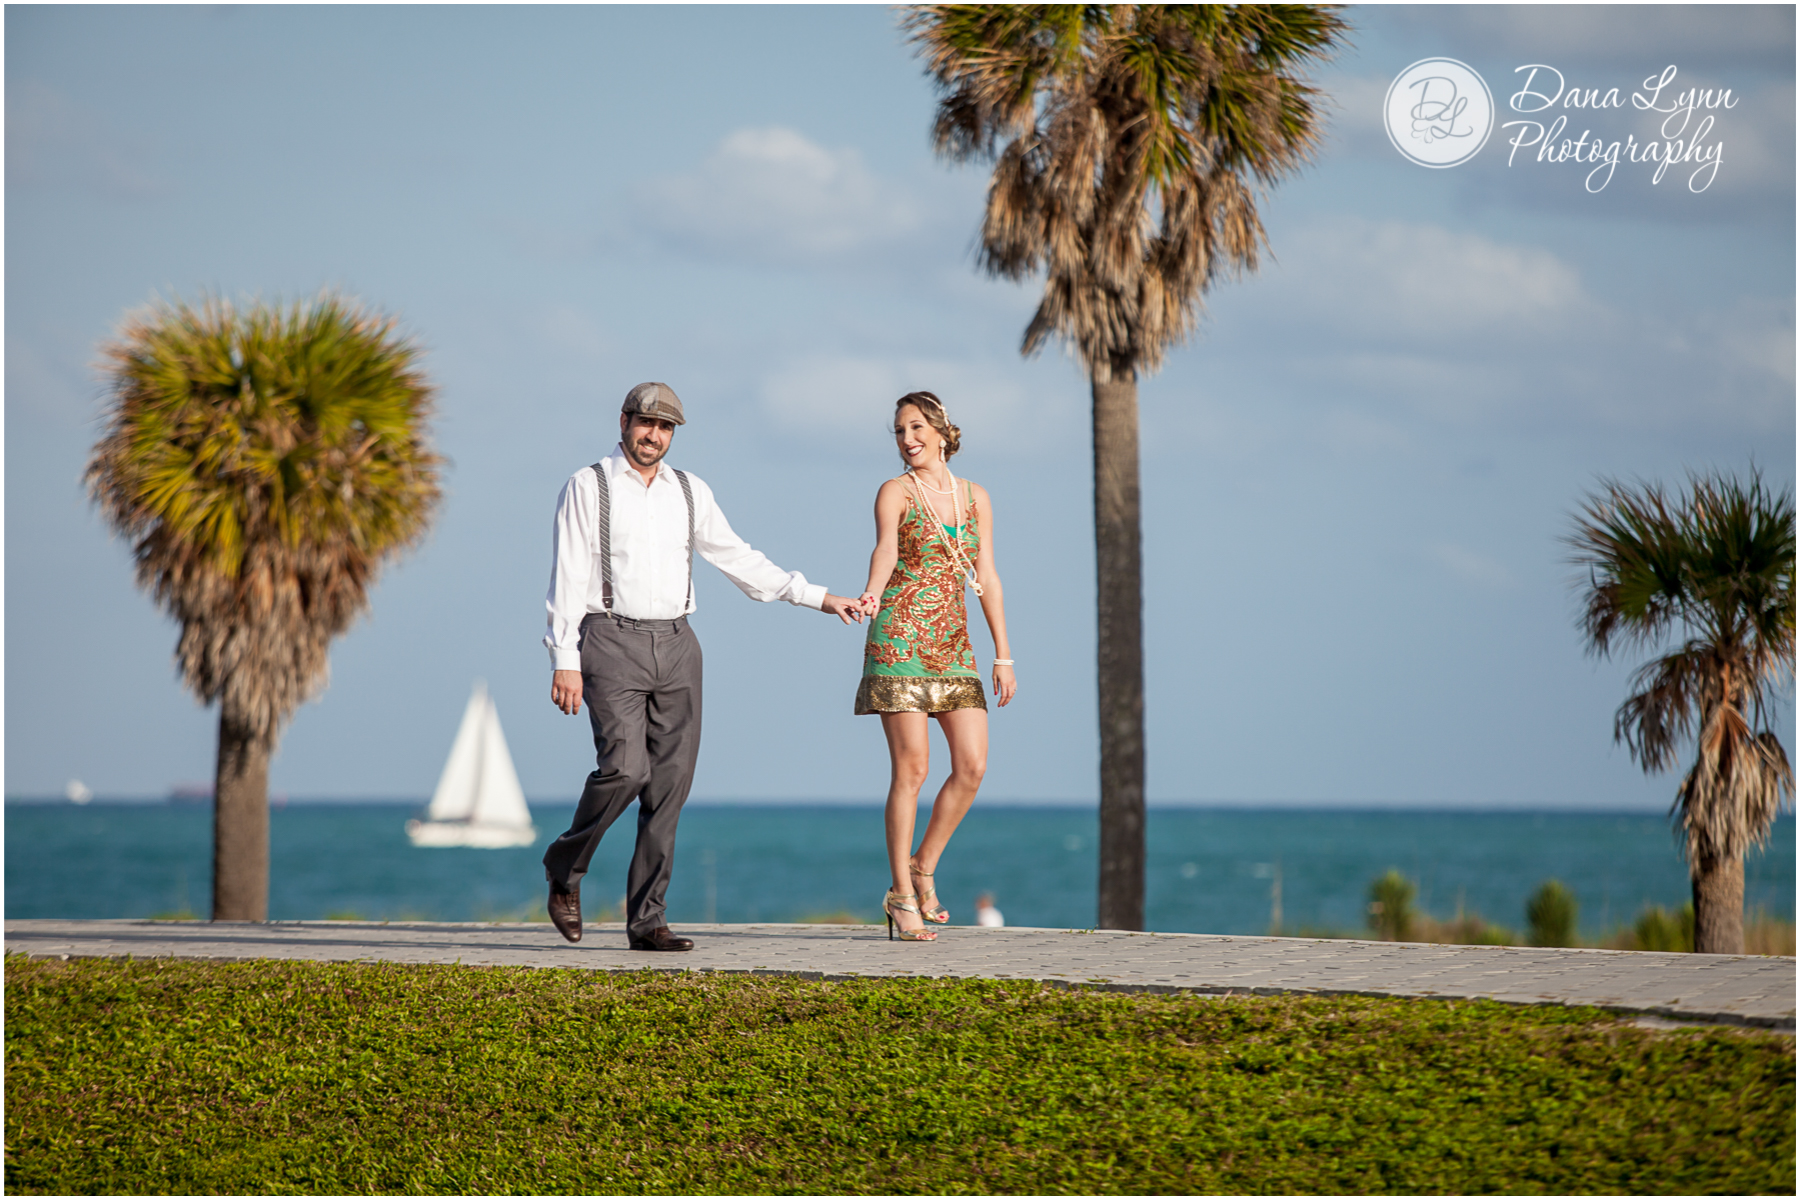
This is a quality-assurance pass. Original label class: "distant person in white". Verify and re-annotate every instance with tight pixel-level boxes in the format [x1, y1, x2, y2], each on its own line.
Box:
[974, 893, 1005, 927]
[541, 382, 865, 951]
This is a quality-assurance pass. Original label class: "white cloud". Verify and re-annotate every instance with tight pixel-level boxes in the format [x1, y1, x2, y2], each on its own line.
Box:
[1317, 72, 1395, 159]
[1203, 215, 1791, 444]
[633, 127, 920, 265]
[1275, 217, 1595, 337]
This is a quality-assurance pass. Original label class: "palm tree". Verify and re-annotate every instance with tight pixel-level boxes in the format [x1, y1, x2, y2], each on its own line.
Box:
[89, 294, 442, 921]
[907, 4, 1348, 928]
[1568, 470, 1794, 954]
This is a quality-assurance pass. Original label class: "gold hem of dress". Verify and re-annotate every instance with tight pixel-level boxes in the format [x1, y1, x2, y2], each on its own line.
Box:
[854, 675, 987, 715]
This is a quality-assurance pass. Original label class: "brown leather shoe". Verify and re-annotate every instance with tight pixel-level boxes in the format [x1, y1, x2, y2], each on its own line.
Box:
[547, 884, 582, 943]
[628, 926, 694, 952]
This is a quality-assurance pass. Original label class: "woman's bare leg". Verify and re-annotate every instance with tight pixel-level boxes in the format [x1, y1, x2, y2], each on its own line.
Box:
[880, 712, 933, 933]
[912, 707, 989, 898]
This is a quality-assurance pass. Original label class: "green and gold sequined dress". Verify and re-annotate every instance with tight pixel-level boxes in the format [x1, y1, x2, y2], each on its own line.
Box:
[855, 478, 987, 715]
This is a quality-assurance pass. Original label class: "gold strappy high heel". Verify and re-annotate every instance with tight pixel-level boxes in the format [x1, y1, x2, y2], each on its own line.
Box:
[909, 858, 949, 924]
[884, 890, 937, 941]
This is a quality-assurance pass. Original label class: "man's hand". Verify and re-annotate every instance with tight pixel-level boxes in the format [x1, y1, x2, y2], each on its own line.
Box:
[552, 670, 584, 715]
[821, 594, 866, 625]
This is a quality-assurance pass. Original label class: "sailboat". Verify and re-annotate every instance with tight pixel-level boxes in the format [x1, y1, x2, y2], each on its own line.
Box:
[406, 681, 537, 848]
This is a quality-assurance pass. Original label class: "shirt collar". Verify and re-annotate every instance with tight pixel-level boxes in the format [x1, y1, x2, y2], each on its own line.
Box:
[605, 444, 671, 487]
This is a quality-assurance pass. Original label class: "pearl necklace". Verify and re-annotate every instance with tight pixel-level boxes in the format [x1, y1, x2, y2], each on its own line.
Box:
[902, 468, 983, 597]
[909, 467, 955, 494]
[909, 467, 959, 528]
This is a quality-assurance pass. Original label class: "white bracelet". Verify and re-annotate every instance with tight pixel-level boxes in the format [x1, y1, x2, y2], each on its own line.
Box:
[994, 659, 1014, 666]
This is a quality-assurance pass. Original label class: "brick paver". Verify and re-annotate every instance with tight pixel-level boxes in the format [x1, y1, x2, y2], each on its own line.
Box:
[6, 919, 1792, 1030]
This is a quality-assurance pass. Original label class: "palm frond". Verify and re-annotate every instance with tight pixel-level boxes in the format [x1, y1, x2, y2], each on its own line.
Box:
[906, 2, 1347, 378]
[1569, 468, 1796, 870]
[1685, 469, 1797, 718]
[1566, 477, 1689, 656]
[1615, 642, 1716, 774]
[88, 293, 442, 738]
[1676, 710, 1793, 864]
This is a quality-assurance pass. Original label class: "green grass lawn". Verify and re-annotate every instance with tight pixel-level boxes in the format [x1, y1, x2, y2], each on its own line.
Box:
[5, 955, 1792, 1195]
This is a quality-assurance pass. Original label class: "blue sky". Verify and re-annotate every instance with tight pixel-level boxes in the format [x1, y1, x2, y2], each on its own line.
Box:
[6, 4, 1793, 808]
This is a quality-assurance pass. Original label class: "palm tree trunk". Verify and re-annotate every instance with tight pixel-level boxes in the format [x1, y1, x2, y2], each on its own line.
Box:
[1093, 364, 1145, 931]
[212, 699, 271, 921]
[1691, 851, 1744, 954]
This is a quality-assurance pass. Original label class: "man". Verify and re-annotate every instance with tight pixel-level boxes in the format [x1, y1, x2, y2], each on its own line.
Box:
[542, 381, 864, 949]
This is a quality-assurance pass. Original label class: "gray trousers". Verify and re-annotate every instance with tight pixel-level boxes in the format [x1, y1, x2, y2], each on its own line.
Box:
[542, 613, 702, 938]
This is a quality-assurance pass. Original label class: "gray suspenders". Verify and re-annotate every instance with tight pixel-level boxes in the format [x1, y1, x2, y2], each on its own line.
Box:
[675, 469, 695, 610]
[589, 462, 695, 616]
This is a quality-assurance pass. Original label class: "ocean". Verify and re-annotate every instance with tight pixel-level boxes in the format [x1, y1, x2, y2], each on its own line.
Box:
[5, 802, 1792, 937]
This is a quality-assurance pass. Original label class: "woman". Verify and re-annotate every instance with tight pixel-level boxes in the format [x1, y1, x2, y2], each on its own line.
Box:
[855, 392, 1016, 941]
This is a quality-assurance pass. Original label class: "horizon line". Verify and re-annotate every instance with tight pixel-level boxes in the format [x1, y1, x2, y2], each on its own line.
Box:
[4, 794, 1719, 816]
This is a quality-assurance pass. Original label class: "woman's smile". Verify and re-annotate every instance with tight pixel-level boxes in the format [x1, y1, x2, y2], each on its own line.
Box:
[895, 405, 943, 467]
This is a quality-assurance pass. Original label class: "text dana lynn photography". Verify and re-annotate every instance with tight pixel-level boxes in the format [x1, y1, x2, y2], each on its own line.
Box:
[1500, 65, 1736, 193]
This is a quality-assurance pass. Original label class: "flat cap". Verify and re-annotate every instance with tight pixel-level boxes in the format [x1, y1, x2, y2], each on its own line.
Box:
[622, 381, 686, 426]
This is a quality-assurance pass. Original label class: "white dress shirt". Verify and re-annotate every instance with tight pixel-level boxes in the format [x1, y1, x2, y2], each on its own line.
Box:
[544, 446, 827, 669]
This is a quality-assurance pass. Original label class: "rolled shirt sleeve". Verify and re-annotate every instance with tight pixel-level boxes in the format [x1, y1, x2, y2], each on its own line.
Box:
[543, 459, 825, 670]
[688, 476, 828, 611]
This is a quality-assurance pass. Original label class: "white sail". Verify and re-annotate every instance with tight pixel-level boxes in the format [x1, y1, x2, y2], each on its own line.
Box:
[425, 686, 488, 822]
[469, 696, 530, 829]
[407, 681, 536, 848]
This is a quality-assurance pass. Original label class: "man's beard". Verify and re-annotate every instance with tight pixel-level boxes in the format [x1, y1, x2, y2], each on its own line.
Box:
[626, 437, 667, 468]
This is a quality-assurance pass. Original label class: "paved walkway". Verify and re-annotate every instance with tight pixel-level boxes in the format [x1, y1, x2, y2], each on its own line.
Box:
[6, 919, 1793, 1031]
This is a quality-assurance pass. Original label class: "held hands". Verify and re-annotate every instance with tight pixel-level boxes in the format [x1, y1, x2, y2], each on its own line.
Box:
[551, 669, 583, 716]
[822, 594, 868, 625]
[856, 592, 881, 617]
[993, 662, 1017, 707]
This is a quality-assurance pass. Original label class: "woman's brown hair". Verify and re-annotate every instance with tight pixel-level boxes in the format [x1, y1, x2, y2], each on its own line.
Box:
[894, 391, 961, 465]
